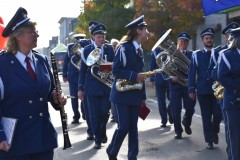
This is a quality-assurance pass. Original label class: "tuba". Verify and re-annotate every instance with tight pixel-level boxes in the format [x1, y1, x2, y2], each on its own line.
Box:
[152, 28, 190, 87]
[70, 42, 82, 70]
[85, 48, 114, 88]
[115, 28, 190, 92]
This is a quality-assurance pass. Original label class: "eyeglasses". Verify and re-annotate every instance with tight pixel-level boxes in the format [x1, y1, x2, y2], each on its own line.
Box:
[24, 30, 39, 35]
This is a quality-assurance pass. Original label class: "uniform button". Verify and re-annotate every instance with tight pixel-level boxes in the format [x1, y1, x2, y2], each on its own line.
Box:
[39, 98, 43, 101]
[29, 116, 32, 119]
[39, 113, 43, 117]
[29, 100, 33, 104]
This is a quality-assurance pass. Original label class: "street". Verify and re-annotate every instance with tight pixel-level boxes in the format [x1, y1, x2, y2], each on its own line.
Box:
[49, 79, 227, 160]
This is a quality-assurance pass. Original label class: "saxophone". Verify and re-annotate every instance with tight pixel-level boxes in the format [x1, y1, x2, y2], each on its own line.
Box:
[50, 52, 72, 150]
[116, 69, 162, 92]
[212, 81, 224, 100]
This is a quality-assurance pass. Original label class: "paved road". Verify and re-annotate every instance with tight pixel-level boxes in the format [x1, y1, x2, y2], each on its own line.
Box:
[49, 79, 227, 160]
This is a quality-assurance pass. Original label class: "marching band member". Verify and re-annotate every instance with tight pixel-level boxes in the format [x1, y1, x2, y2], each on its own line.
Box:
[188, 28, 222, 149]
[218, 27, 240, 160]
[62, 34, 86, 124]
[76, 21, 99, 141]
[78, 23, 115, 149]
[0, 7, 66, 159]
[106, 15, 149, 160]
[170, 32, 196, 139]
[210, 22, 239, 159]
[150, 46, 172, 128]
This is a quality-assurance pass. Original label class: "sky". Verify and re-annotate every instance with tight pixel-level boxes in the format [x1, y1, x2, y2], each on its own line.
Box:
[0, 0, 84, 48]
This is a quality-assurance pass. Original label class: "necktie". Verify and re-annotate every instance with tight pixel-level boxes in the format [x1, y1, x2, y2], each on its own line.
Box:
[137, 48, 143, 57]
[25, 57, 36, 80]
[206, 50, 211, 59]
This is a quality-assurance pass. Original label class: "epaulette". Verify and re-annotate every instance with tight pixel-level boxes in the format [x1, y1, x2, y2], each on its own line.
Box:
[104, 43, 113, 47]
[193, 49, 200, 54]
[220, 48, 231, 55]
[0, 50, 6, 56]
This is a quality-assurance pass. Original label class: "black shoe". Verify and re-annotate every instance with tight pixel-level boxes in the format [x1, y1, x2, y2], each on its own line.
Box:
[184, 126, 192, 135]
[87, 134, 94, 140]
[106, 149, 118, 160]
[213, 133, 219, 144]
[206, 143, 214, 150]
[71, 119, 80, 124]
[94, 143, 101, 149]
[102, 135, 108, 143]
[174, 134, 182, 139]
[160, 124, 167, 128]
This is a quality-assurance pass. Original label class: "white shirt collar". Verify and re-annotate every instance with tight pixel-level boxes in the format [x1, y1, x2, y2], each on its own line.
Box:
[132, 40, 141, 50]
[94, 42, 103, 49]
[15, 50, 34, 64]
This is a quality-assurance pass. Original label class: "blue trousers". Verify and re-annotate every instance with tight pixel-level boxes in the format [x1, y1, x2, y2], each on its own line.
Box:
[3, 150, 53, 160]
[82, 96, 93, 136]
[155, 84, 169, 125]
[219, 99, 231, 160]
[170, 87, 195, 134]
[69, 82, 80, 121]
[107, 104, 139, 160]
[197, 94, 222, 144]
[87, 95, 111, 144]
[224, 108, 240, 160]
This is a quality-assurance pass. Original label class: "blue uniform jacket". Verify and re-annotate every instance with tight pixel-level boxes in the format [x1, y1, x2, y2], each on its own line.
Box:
[80, 39, 92, 48]
[0, 51, 58, 157]
[149, 47, 168, 86]
[78, 43, 115, 96]
[188, 49, 214, 95]
[62, 43, 80, 83]
[110, 41, 146, 106]
[169, 50, 192, 90]
[210, 44, 228, 81]
[218, 48, 240, 109]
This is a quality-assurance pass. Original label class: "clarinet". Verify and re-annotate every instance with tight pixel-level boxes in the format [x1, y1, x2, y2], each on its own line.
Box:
[50, 52, 72, 150]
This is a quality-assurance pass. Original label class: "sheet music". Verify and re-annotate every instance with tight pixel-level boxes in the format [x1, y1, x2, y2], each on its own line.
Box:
[1, 117, 17, 146]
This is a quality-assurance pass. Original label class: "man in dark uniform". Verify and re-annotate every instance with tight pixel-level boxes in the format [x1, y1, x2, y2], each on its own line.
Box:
[149, 46, 172, 127]
[62, 34, 86, 124]
[78, 23, 115, 149]
[188, 28, 222, 149]
[169, 32, 196, 139]
[77, 21, 99, 140]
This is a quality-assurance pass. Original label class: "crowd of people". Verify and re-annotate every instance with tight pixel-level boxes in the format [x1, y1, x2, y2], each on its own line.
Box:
[1, 6, 240, 160]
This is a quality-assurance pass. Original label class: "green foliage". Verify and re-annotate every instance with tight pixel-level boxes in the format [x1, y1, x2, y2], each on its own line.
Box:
[76, 0, 135, 42]
[75, 0, 203, 53]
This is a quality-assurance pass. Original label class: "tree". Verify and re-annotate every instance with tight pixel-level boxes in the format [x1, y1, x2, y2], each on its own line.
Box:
[75, 0, 135, 42]
[133, 0, 203, 51]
